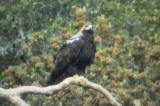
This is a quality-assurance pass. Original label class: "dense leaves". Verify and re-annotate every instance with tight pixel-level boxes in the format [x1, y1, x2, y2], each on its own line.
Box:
[0, 0, 160, 106]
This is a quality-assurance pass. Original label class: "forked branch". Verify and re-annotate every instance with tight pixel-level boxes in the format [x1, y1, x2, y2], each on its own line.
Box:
[0, 76, 122, 106]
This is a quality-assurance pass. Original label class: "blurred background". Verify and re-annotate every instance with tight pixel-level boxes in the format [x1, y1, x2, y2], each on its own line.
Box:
[0, 0, 160, 106]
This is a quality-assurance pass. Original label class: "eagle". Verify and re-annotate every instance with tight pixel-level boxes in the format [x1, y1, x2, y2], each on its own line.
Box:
[47, 24, 96, 85]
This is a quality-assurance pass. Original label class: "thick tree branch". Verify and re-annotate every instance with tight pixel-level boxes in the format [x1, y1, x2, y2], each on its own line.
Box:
[0, 76, 122, 106]
[0, 88, 30, 106]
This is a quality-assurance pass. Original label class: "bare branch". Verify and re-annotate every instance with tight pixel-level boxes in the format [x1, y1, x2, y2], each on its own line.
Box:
[0, 88, 30, 106]
[0, 76, 122, 106]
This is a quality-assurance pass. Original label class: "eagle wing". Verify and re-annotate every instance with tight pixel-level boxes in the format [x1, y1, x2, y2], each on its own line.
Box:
[55, 38, 84, 69]
[47, 37, 84, 85]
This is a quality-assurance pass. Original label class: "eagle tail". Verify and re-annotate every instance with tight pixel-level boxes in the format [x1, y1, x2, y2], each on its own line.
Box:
[47, 67, 64, 85]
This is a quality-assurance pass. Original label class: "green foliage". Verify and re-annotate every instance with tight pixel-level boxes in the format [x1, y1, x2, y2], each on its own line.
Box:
[0, 0, 160, 106]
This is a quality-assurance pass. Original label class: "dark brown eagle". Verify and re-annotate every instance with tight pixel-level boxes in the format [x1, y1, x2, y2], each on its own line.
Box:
[47, 24, 96, 85]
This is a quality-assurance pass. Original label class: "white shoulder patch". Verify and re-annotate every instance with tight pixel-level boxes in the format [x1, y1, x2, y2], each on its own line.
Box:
[71, 32, 83, 39]
[66, 37, 80, 44]
[66, 31, 83, 44]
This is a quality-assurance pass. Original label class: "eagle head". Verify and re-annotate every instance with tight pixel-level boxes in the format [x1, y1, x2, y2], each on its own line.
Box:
[81, 24, 94, 35]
